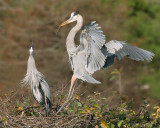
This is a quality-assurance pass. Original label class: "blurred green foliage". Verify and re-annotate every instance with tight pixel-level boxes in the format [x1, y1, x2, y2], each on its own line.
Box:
[123, 0, 160, 99]
[137, 70, 160, 99]
[125, 0, 160, 67]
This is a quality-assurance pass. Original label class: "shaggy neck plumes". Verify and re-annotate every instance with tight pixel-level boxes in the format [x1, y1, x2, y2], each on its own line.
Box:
[27, 55, 37, 73]
[66, 15, 83, 55]
[22, 55, 43, 88]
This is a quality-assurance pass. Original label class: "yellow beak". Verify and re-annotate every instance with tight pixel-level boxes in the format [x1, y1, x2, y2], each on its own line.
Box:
[60, 19, 71, 27]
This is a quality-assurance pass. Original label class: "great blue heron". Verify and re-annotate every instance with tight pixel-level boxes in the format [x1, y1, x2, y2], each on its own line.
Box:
[22, 45, 52, 116]
[57, 11, 154, 113]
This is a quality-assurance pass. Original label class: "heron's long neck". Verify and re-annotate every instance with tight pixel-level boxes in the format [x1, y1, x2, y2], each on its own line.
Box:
[66, 15, 83, 55]
[27, 56, 37, 73]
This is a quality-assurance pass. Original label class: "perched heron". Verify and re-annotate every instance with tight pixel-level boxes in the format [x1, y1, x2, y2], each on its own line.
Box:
[57, 11, 154, 113]
[22, 45, 52, 116]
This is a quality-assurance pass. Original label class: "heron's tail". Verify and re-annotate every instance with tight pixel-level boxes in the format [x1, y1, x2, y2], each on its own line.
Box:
[75, 72, 101, 84]
[85, 75, 101, 84]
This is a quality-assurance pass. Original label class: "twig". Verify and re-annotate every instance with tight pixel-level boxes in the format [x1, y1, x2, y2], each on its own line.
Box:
[17, 106, 41, 114]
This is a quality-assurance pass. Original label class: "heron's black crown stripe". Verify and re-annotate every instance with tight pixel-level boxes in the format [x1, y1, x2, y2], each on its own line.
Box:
[74, 11, 79, 16]
[31, 45, 34, 50]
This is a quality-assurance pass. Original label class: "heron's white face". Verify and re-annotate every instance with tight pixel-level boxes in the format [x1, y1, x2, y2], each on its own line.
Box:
[29, 46, 34, 55]
[60, 11, 80, 26]
[70, 12, 79, 22]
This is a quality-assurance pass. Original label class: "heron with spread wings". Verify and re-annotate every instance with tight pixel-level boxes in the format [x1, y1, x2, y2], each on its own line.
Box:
[57, 11, 154, 113]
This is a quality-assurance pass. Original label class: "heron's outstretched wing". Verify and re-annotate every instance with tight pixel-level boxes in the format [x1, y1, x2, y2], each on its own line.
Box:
[104, 40, 154, 63]
[80, 21, 106, 74]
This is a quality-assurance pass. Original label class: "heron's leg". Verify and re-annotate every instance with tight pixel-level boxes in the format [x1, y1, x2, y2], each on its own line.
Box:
[56, 75, 77, 114]
[44, 94, 49, 117]
[68, 75, 77, 99]
[70, 78, 77, 99]
[46, 108, 50, 117]
[44, 93, 47, 116]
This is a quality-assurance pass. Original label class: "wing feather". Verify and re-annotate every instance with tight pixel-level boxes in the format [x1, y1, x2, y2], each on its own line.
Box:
[105, 40, 154, 61]
[80, 21, 106, 74]
[40, 79, 52, 102]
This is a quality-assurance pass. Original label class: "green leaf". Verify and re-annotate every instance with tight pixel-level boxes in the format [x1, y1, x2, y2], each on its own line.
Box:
[79, 110, 86, 114]
[111, 69, 119, 75]
[89, 99, 96, 103]
[103, 112, 110, 116]
[60, 95, 65, 99]
[110, 75, 118, 81]
[34, 112, 40, 117]
[100, 120, 110, 128]
[101, 97, 107, 100]
[101, 104, 106, 112]
[76, 101, 82, 107]
[93, 103, 99, 108]
[118, 120, 124, 127]
[70, 102, 74, 110]
[110, 123, 115, 128]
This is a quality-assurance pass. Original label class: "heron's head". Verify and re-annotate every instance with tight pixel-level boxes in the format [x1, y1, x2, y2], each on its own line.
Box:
[29, 45, 34, 56]
[60, 11, 80, 26]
